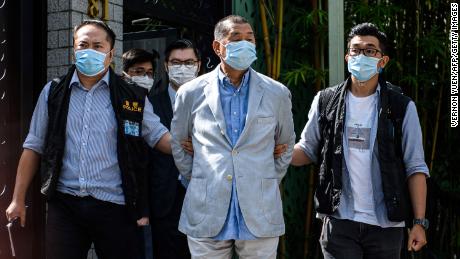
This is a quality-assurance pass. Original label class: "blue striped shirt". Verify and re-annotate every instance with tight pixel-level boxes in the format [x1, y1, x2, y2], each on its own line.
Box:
[213, 68, 256, 240]
[23, 70, 168, 205]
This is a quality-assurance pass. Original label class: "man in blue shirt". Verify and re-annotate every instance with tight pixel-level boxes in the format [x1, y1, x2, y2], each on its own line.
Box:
[6, 20, 172, 259]
[171, 15, 295, 258]
[291, 23, 429, 258]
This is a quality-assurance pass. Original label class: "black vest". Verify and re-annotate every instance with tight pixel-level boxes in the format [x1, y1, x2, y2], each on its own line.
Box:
[316, 76, 411, 222]
[40, 65, 149, 218]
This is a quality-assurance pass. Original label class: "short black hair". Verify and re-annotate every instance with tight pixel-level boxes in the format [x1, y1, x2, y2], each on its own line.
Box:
[122, 48, 155, 72]
[347, 23, 389, 54]
[214, 15, 250, 41]
[73, 19, 116, 49]
[164, 39, 201, 62]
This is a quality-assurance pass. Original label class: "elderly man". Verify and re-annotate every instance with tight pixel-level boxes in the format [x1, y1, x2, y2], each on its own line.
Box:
[170, 15, 295, 258]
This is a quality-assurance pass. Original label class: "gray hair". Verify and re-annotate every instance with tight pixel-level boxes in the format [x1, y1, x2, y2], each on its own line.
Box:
[214, 15, 251, 41]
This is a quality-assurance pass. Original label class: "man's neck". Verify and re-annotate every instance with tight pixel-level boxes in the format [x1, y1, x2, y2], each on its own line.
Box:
[77, 68, 108, 90]
[220, 62, 246, 88]
[350, 74, 379, 97]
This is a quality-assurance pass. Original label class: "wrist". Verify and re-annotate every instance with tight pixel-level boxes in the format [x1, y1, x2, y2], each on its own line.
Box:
[413, 218, 429, 230]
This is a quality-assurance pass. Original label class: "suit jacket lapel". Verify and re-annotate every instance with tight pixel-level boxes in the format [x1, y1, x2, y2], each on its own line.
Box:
[203, 68, 232, 145]
[235, 69, 265, 148]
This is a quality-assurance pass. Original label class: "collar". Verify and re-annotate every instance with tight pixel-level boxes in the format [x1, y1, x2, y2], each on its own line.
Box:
[69, 69, 110, 89]
[217, 66, 250, 90]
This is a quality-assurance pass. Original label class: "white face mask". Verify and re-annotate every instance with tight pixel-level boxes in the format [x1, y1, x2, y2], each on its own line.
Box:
[168, 65, 198, 86]
[124, 72, 154, 92]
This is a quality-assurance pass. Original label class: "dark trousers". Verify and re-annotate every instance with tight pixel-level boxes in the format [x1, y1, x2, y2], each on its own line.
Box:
[46, 192, 140, 259]
[151, 183, 190, 259]
[320, 216, 404, 259]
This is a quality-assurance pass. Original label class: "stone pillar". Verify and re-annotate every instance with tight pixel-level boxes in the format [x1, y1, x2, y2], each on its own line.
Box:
[47, 0, 123, 81]
[328, 0, 344, 86]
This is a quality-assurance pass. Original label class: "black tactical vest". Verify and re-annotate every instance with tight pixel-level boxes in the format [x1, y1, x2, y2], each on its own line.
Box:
[316, 76, 411, 222]
[40, 65, 149, 218]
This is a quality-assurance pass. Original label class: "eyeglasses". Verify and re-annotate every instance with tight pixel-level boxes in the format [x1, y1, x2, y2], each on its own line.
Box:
[347, 48, 383, 57]
[168, 59, 198, 68]
[128, 67, 154, 78]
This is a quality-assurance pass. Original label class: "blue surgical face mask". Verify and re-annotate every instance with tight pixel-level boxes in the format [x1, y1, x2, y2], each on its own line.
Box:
[347, 54, 382, 82]
[75, 49, 109, 77]
[222, 40, 257, 70]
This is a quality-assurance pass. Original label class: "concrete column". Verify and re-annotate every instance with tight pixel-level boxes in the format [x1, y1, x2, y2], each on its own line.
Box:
[328, 0, 344, 86]
[47, 0, 123, 81]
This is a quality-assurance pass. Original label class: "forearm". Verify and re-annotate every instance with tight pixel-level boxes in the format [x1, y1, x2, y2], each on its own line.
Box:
[12, 149, 41, 203]
[154, 132, 172, 155]
[408, 172, 427, 219]
[291, 144, 313, 166]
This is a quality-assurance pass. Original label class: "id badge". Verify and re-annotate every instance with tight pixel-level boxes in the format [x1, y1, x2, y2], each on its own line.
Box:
[124, 120, 140, 136]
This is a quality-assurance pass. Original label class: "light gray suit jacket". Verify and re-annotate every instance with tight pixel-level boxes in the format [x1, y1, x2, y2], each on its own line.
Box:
[171, 66, 295, 238]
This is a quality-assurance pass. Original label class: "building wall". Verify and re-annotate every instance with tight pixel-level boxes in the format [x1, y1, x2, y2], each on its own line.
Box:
[47, 0, 123, 81]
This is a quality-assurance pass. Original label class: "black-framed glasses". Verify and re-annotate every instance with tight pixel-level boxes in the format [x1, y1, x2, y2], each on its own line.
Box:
[347, 48, 383, 57]
[128, 67, 154, 78]
[168, 59, 198, 69]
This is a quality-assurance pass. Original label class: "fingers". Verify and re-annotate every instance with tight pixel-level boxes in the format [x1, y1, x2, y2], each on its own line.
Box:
[20, 213, 26, 228]
[407, 226, 427, 252]
[407, 228, 412, 251]
[411, 241, 425, 252]
[5, 203, 26, 227]
[274, 144, 288, 158]
[136, 217, 149, 226]
[181, 137, 194, 156]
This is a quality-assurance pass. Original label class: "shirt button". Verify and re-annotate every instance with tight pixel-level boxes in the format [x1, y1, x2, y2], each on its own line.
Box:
[82, 142, 86, 146]
[84, 125, 88, 129]
[226, 175, 233, 181]
[232, 150, 238, 156]
[233, 129, 238, 133]
[233, 112, 237, 115]
[220, 130, 225, 135]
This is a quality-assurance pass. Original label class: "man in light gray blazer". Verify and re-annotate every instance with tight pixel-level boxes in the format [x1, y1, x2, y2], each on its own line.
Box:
[170, 15, 295, 258]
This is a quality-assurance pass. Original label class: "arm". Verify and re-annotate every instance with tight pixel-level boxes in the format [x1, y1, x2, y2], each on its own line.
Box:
[170, 89, 193, 180]
[5, 82, 51, 227]
[401, 101, 429, 251]
[5, 149, 40, 227]
[142, 98, 170, 154]
[292, 92, 322, 167]
[274, 88, 296, 178]
[407, 173, 427, 251]
[291, 144, 314, 166]
[155, 132, 172, 154]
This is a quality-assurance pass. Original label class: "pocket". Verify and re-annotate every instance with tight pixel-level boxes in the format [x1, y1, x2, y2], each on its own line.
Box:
[186, 178, 207, 225]
[256, 116, 275, 124]
[262, 178, 284, 225]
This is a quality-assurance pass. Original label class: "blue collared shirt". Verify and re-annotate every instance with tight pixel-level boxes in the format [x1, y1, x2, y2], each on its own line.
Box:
[213, 68, 256, 240]
[298, 85, 429, 228]
[23, 70, 168, 205]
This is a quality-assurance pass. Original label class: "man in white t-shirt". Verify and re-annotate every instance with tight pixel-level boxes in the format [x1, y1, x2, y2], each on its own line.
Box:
[291, 23, 429, 258]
